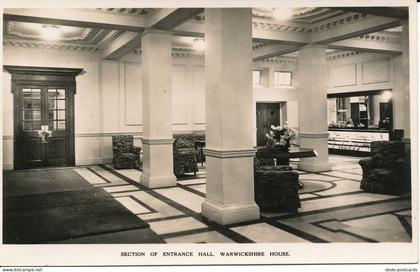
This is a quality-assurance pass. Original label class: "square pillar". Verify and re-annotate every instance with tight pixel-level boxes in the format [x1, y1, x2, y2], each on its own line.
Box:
[202, 8, 259, 225]
[297, 46, 331, 172]
[140, 30, 177, 188]
[393, 22, 410, 140]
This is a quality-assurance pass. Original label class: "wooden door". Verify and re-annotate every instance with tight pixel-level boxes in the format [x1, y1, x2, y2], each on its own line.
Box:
[6, 66, 82, 170]
[256, 103, 280, 147]
[15, 86, 70, 169]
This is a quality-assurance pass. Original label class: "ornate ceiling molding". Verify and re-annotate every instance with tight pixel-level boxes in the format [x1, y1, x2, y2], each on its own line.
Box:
[354, 32, 401, 44]
[255, 56, 298, 64]
[3, 39, 99, 52]
[134, 47, 205, 58]
[252, 43, 270, 50]
[326, 50, 364, 60]
[5, 21, 93, 42]
[97, 30, 126, 49]
[252, 21, 312, 33]
[91, 8, 157, 16]
[312, 13, 368, 33]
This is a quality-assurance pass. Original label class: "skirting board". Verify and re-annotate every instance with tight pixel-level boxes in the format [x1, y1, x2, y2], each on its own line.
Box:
[76, 158, 112, 166]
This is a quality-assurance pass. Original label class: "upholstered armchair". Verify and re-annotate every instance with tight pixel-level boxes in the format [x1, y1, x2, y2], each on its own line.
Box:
[254, 147, 301, 212]
[173, 134, 199, 177]
[112, 135, 142, 170]
[359, 141, 410, 195]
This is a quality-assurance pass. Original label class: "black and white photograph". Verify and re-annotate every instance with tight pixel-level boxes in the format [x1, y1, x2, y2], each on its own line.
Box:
[0, 0, 418, 269]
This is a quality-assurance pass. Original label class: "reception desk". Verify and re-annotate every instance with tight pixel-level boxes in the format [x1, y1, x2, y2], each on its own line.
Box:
[328, 128, 390, 154]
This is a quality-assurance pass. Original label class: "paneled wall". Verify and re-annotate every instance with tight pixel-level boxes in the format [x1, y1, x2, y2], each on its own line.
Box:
[327, 53, 395, 94]
[2, 46, 103, 168]
[2, 45, 403, 169]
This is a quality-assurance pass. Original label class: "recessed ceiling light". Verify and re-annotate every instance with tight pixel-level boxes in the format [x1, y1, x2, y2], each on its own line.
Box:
[41, 25, 62, 41]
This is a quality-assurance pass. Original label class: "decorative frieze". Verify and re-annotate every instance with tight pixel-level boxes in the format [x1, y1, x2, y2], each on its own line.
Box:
[255, 56, 298, 64]
[3, 40, 99, 52]
[252, 21, 312, 33]
[312, 13, 368, 33]
[354, 32, 401, 44]
[97, 30, 126, 49]
[327, 50, 364, 60]
[134, 47, 204, 58]
[91, 8, 157, 16]
[252, 43, 270, 50]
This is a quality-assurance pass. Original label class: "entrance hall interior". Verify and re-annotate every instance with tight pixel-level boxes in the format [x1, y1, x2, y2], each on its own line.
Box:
[1, 6, 414, 245]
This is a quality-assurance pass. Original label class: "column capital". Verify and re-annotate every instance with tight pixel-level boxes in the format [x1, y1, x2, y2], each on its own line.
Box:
[203, 148, 257, 159]
[141, 138, 174, 145]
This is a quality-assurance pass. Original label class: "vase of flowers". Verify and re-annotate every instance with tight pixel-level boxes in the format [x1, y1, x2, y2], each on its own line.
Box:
[265, 122, 296, 151]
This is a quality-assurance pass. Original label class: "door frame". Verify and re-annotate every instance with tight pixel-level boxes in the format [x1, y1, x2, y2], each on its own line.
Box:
[256, 101, 283, 147]
[4, 66, 83, 169]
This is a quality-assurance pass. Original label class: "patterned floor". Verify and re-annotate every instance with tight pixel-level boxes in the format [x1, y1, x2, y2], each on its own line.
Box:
[69, 154, 412, 243]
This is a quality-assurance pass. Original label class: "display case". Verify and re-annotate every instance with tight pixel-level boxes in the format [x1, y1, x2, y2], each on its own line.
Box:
[328, 129, 389, 154]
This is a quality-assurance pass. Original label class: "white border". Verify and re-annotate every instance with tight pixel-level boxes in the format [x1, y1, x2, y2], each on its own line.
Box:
[0, 0, 418, 269]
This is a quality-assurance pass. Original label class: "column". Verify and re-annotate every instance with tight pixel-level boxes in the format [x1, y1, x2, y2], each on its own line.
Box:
[140, 30, 177, 188]
[393, 22, 410, 140]
[201, 8, 259, 225]
[297, 46, 331, 172]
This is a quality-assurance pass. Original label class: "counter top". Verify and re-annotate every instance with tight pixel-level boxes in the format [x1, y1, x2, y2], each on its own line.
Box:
[328, 128, 390, 133]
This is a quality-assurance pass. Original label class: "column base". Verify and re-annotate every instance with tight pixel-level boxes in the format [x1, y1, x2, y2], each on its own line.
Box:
[140, 174, 177, 189]
[201, 200, 260, 225]
[298, 161, 331, 172]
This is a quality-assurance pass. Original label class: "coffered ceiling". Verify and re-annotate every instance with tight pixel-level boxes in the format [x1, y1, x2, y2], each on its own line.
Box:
[3, 7, 407, 61]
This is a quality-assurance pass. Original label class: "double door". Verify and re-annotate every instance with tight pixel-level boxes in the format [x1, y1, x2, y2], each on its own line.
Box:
[256, 103, 281, 147]
[14, 85, 73, 169]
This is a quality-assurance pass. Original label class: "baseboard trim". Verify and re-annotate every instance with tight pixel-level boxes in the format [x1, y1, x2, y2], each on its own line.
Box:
[76, 158, 112, 166]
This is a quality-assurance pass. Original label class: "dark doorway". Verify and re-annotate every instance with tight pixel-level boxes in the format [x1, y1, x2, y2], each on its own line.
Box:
[256, 103, 280, 146]
[5, 66, 82, 169]
[380, 102, 393, 130]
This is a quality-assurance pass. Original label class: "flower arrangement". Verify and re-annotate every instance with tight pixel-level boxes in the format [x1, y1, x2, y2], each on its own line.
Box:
[265, 122, 296, 149]
[38, 125, 52, 143]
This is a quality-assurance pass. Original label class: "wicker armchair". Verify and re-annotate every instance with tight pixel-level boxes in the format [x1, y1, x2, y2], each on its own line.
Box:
[112, 135, 142, 170]
[173, 134, 199, 177]
[359, 141, 410, 195]
[254, 147, 301, 212]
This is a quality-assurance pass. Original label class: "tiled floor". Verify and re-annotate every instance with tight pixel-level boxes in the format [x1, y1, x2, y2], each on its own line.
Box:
[66, 154, 412, 243]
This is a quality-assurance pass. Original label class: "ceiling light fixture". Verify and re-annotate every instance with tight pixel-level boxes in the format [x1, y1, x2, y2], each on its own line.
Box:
[193, 38, 205, 51]
[272, 7, 294, 20]
[41, 25, 62, 41]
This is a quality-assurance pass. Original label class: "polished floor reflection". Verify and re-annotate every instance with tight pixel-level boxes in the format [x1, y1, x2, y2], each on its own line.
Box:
[72, 154, 412, 243]
[4, 154, 412, 243]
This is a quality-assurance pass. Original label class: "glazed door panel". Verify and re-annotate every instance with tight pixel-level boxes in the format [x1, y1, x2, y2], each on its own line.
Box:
[15, 86, 71, 169]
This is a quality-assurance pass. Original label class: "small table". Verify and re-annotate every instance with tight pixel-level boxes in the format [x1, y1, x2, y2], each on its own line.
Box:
[194, 140, 206, 166]
[288, 147, 318, 189]
[256, 146, 318, 189]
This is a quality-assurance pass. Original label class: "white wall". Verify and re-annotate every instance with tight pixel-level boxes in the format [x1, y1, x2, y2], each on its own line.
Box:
[327, 53, 396, 94]
[2, 46, 103, 168]
[2, 45, 404, 169]
[2, 46, 211, 168]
